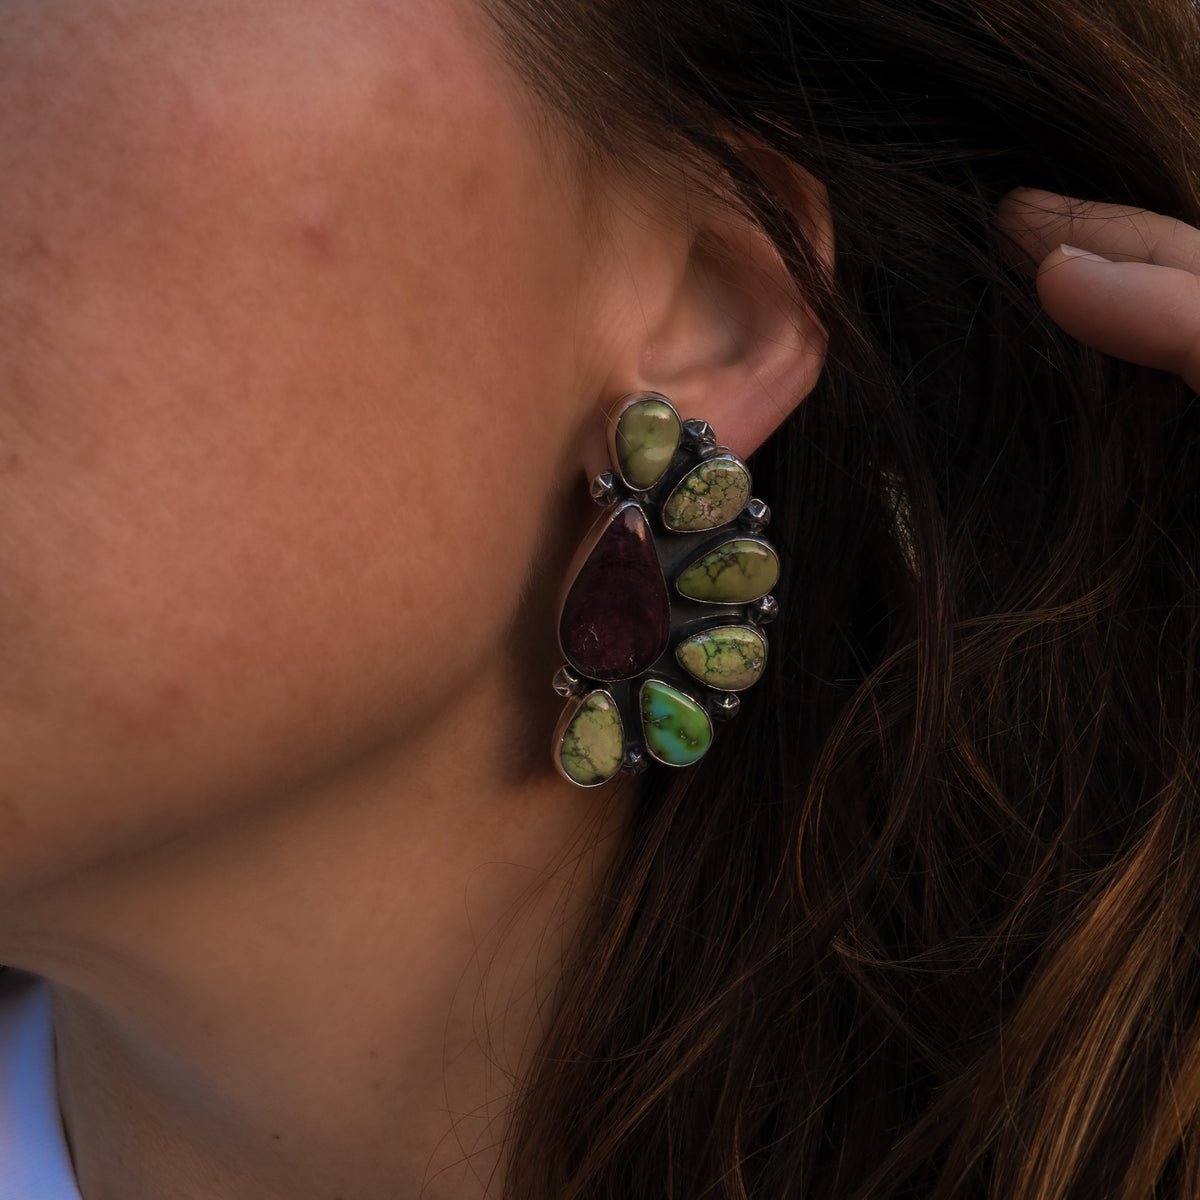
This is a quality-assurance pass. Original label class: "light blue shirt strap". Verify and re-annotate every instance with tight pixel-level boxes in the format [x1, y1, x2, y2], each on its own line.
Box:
[0, 972, 83, 1200]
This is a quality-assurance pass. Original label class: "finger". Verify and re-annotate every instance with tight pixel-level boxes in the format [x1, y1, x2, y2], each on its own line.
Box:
[997, 188, 1200, 274]
[1036, 245, 1200, 391]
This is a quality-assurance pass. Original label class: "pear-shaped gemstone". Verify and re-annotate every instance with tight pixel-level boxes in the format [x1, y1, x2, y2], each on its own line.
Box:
[675, 626, 767, 691]
[557, 690, 624, 787]
[676, 539, 779, 604]
[639, 679, 713, 767]
[662, 454, 751, 532]
[613, 397, 681, 490]
[559, 502, 670, 681]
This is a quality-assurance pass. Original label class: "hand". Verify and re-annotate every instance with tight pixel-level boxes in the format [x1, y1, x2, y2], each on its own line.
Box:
[997, 188, 1200, 391]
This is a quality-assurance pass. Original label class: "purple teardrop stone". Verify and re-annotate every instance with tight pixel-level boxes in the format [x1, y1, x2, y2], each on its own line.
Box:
[560, 503, 670, 681]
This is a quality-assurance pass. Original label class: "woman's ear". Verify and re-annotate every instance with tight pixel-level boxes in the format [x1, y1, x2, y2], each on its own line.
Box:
[595, 156, 833, 462]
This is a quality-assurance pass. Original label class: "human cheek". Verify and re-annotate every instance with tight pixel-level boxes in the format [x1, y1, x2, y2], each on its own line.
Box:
[0, 0, 601, 894]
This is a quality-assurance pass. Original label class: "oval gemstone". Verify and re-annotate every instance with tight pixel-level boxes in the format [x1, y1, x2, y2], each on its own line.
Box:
[639, 679, 713, 767]
[675, 626, 768, 691]
[557, 690, 624, 787]
[662, 455, 751, 532]
[559, 502, 670, 680]
[613, 397, 681, 490]
[676, 539, 780, 605]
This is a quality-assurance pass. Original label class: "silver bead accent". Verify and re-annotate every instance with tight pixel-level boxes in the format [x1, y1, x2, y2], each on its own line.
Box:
[554, 392, 782, 787]
[552, 665, 584, 698]
[681, 418, 716, 450]
[621, 746, 649, 775]
[749, 595, 779, 625]
[744, 498, 771, 531]
[590, 470, 618, 505]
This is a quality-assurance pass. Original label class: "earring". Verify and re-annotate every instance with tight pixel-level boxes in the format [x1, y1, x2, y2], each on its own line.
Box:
[552, 392, 780, 787]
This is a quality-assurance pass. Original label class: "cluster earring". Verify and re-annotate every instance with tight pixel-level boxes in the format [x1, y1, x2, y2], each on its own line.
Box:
[552, 392, 780, 787]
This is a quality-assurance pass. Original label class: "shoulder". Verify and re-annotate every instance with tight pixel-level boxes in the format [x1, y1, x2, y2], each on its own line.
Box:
[0, 971, 82, 1200]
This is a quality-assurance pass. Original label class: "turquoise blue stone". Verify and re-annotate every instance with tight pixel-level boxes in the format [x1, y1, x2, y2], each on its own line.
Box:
[662, 455, 751, 532]
[675, 625, 767, 691]
[612, 397, 681, 490]
[557, 690, 624, 787]
[639, 679, 713, 767]
[675, 539, 779, 604]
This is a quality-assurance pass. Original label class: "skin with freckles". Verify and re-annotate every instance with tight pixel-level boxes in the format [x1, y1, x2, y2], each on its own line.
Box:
[0, 2, 1194, 1197]
[0, 1, 828, 1197]
[0, 2, 637, 1194]
[0, 2, 1193, 1193]
[0, 0, 626, 894]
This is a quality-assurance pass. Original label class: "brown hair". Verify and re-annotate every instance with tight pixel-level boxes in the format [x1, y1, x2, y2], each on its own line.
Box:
[482, 2, 1200, 1197]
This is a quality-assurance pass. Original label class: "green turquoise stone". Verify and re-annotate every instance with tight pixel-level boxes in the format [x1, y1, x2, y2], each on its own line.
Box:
[639, 679, 713, 767]
[557, 691, 624, 787]
[675, 626, 767, 691]
[613, 398, 681, 490]
[676, 539, 779, 604]
[662, 455, 751, 532]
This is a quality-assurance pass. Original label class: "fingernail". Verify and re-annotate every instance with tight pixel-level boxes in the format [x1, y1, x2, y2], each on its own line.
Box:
[1060, 244, 1111, 263]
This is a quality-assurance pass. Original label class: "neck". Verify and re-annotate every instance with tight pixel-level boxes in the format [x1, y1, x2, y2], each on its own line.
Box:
[3, 727, 629, 1200]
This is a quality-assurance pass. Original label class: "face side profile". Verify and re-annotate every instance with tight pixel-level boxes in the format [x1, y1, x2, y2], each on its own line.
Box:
[0, 0, 658, 902]
[5, 0, 1193, 1197]
[0, 0, 824, 913]
[0, 4, 826, 1194]
[0, 3, 697, 1195]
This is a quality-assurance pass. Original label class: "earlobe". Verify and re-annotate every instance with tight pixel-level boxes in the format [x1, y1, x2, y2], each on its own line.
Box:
[605, 161, 833, 461]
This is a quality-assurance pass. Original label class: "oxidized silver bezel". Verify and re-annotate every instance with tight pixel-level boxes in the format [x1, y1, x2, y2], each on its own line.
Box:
[605, 391, 682, 492]
[672, 534, 781, 605]
[551, 392, 783, 786]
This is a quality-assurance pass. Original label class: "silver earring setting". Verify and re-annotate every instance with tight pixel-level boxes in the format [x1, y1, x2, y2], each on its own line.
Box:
[552, 392, 780, 787]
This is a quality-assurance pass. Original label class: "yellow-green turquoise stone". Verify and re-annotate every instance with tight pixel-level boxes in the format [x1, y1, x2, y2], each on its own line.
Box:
[662, 455, 751, 532]
[558, 691, 624, 786]
[639, 679, 712, 767]
[675, 626, 767, 691]
[614, 398, 681, 490]
[676, 539, 780, 604]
